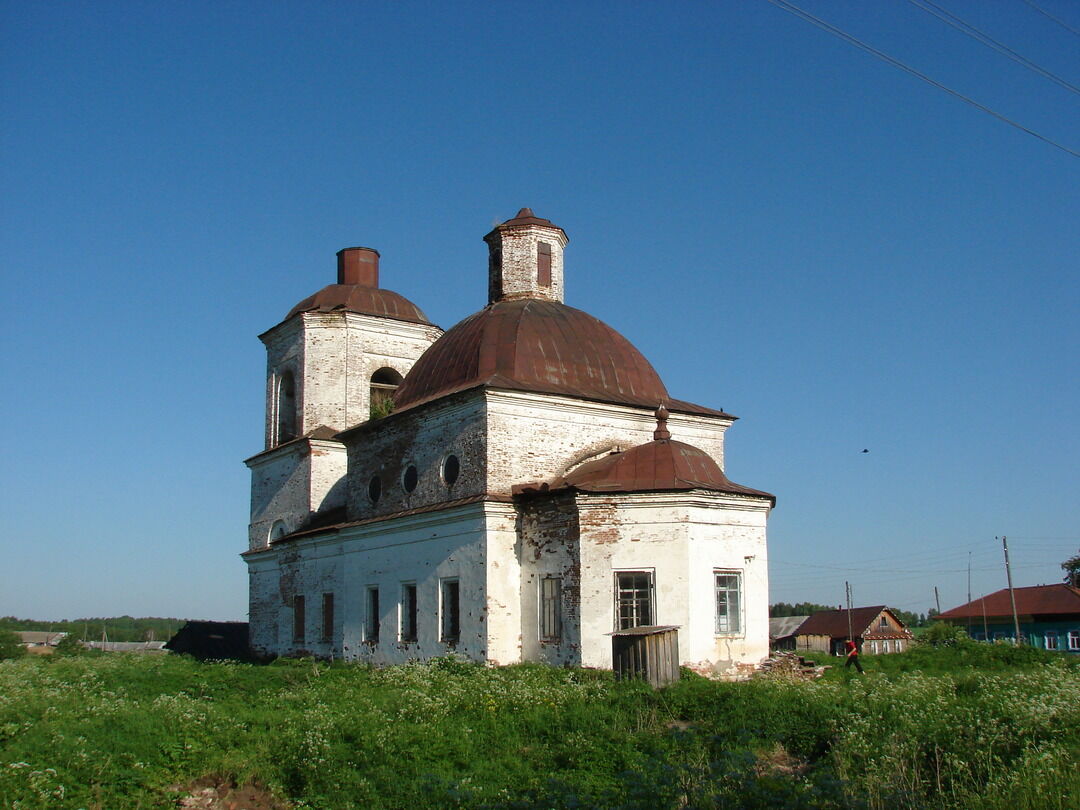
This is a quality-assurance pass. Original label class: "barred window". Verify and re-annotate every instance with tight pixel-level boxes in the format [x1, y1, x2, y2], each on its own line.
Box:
[616, 571, 654, 630]
[714, 571, 742, 634]
[539, 577, 562, 641]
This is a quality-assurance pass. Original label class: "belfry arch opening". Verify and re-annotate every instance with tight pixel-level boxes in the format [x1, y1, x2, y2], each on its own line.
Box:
[277, 371, 297, 444]
[370, 367, 403, 419]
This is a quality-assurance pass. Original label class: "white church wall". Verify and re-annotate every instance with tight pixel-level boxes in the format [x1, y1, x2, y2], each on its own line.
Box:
[281, 312, 442, 437]
[245, 439, 348, 550]
[261, 319, 302, 450]
[683, 497, 771, 677]
[517, 492, 584, 667]
[485, 391, 733, 493]
[247, 501, 521, 662]
[574, 496, 692, 670]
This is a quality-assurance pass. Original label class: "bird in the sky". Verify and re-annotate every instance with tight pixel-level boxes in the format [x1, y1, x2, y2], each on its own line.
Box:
[861, 449, 870, 453]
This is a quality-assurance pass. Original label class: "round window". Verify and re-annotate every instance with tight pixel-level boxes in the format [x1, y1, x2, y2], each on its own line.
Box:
[403, 464, 418, 493]
[442, 454, 460, 486]
[368, 475, 382, 503]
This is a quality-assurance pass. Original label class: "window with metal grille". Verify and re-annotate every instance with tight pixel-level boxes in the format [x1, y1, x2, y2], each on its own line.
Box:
[292, 594, 305, 643]
[365, 587, 380, 643]
[400, 583, 417, 642]
[539, 577, 562, 641]
[615, 571, 654, 630]
[440, 579, 460, 643]
[714, 571, 742, 634]
[321, 593, 334, 643]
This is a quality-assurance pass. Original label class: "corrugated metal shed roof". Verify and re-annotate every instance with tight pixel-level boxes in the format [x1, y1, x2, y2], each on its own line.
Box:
[769, 616, 810, 640]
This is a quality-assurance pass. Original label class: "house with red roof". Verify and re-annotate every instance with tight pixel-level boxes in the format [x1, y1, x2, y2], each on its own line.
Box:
[936, 584, 1080, 653]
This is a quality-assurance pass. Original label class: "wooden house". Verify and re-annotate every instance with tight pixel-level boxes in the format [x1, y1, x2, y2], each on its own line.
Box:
[793, 606, 913, 656]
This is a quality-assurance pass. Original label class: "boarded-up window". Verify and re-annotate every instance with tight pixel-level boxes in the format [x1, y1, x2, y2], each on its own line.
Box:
[616, 572, 654, 630]
[540, 577, 562, 641]
[292, 595, 305, 643]
[321, 593, 334, 643]
[441, 579, 460, 643]
[400, 583, 418, 642]
[537, 242, 552, 287]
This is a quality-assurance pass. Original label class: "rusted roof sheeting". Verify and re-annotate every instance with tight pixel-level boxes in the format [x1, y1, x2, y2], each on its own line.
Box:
[796, 606, 892, 639]
[286, 283, 431, 324]
[553, 439, 774, 502]
[938, 584, 1080, 619]
[394, 298, 672, 411]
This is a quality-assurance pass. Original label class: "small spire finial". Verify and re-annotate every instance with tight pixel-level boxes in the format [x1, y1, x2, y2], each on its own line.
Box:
[515, 207, 534, 218]
[653, 403, 671, 441]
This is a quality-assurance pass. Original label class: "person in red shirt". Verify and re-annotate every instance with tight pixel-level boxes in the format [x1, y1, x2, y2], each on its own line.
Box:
[844, 639, 864, 673]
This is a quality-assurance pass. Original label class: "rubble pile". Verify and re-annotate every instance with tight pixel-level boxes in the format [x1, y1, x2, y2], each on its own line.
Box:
[755, 651, 829, 679]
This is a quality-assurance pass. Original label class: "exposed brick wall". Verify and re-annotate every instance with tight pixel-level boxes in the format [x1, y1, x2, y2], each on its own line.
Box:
[343, 392, 488, 521]
[485, 223, 567, 304]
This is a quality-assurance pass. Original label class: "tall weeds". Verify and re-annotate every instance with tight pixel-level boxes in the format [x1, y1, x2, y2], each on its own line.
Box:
[1, 651, 1077, 809]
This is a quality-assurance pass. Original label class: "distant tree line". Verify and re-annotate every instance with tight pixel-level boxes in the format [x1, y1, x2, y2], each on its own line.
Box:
[769, 603, 939, 627]
[769, 602, 838, 618]
[0, 616, 186, 643]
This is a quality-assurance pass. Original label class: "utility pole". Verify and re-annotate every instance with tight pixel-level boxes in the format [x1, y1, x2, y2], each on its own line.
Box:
[967, 552, 972, 638]
[845, 581, 854, 643]
[1001, 536, 1022, 644]
[934, 586, 941, 614]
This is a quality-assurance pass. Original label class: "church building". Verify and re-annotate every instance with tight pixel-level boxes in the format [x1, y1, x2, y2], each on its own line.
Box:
[243, 209, 774, 677]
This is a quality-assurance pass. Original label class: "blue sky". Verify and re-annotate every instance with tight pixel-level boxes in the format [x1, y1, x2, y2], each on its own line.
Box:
[2, 1, 1077, 622]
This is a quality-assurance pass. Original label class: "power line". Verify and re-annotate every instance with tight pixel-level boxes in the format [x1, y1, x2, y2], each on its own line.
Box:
[1022, 0, 1080, 38]
[763, 0, 1080, 158]
[906, 0, 1080, 96]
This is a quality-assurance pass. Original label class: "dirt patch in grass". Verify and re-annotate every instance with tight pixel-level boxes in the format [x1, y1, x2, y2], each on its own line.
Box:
[172, 775, 290, 810]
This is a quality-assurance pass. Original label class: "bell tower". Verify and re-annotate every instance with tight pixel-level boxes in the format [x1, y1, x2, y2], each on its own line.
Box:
[245, 247, 442, 550]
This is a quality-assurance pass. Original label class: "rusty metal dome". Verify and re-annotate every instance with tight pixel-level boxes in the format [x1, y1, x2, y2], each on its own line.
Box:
[286, 284, 431, 324]
[393, 298, 669, 410]
[558, 437, 774, 501]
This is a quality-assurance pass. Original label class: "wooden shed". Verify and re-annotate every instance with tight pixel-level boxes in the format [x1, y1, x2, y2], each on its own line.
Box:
[611, 625, 680, 688]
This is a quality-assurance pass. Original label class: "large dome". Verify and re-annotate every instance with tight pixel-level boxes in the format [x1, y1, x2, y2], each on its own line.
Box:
[393, 298, 669, 410]
[286, 283, 430, 324]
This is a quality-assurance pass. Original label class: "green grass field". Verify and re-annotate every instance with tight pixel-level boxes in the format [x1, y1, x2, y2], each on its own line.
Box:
[1, 643, 1078, 809]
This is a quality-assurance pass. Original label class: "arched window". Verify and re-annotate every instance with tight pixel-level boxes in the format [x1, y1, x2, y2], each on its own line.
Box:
[370, 367, 403, 419]
[269, 520, 289, 543]
[277, 371, 297, 444]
